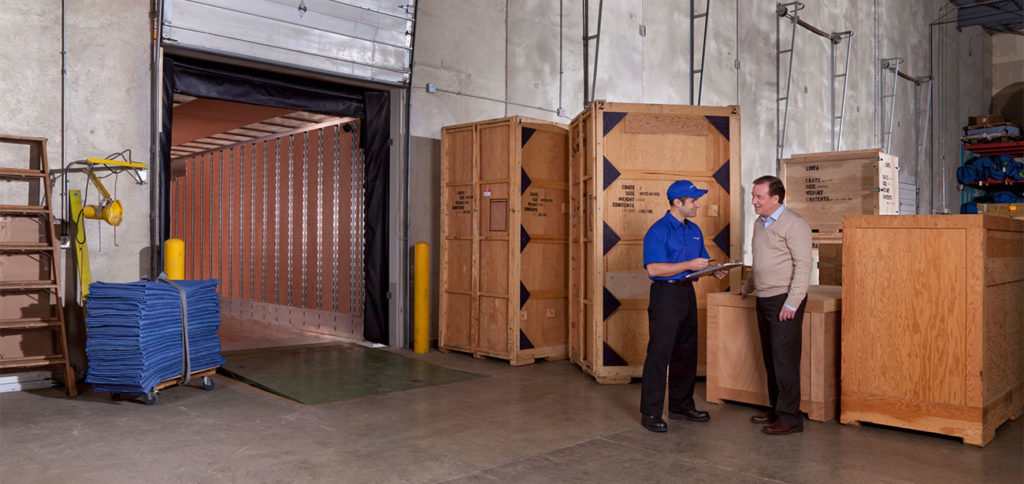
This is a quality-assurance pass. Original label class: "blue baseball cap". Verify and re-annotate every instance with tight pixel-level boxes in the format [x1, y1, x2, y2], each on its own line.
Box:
[666, 180, 708, 200]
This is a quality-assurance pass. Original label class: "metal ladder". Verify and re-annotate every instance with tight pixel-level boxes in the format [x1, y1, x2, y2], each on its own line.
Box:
[0, 135, 78, 396]
[690, 0, 711, 105]
[776, 2, 854, 171]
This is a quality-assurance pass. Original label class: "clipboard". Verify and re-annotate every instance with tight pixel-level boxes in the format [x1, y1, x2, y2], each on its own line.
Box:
[683, 261, 743, 280]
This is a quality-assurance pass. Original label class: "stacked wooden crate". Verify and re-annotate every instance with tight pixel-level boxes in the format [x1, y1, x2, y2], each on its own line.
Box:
[568, 101, 741, 383]
[841, 215, 1024, 446]
[439, 116, 569, 365]
[780, 149, 899, 285]
[706, 286, 843, 422]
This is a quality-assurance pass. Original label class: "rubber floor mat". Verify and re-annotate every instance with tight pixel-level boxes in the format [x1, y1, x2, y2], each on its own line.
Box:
[220, 343, 481, 405]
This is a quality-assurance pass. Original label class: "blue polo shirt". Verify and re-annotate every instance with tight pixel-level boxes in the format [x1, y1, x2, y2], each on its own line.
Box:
[643, 211, 710, 281]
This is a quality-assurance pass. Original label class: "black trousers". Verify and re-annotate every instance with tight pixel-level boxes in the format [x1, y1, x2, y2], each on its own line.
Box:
[640, 281, 698, 417]
[755, 293, 807, 427]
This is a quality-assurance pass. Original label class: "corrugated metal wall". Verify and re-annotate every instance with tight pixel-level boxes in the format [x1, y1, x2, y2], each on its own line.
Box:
[170, 119, 365, 337]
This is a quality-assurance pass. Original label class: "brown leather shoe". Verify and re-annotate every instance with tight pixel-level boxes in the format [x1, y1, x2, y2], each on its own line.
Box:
[761, 422, 803, 435]
[750, 412, 777, 424]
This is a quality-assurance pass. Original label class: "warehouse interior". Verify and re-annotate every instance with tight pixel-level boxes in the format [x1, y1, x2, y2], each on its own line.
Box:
[1, 1, 1023, 482]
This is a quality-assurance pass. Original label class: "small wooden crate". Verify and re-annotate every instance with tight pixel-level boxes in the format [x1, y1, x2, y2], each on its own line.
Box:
[841, 215, 1024, 446]
[439, 116, 569, 365]
[705, 286, 842, 422]
[568, 101, 741, 383]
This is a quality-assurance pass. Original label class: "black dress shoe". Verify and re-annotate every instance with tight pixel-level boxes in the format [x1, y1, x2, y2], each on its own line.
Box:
[750, 412, 777, 424]
[641, 414, 668, 432]
[761, 422, 803, 435]
[668, 409, 710, 422]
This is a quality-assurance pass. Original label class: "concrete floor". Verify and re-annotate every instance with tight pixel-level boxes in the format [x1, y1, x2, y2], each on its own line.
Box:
[1, 349, 1021, 483]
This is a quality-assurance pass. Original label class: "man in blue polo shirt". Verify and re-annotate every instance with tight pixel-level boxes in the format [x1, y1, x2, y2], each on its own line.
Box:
[639, 179, 726, 432]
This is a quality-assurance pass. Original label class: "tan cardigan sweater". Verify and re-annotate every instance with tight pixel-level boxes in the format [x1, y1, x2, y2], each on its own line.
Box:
[741, 207, 813, 309]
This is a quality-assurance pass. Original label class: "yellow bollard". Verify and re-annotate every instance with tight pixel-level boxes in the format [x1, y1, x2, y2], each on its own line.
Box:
[164, 238, 185, 280]
[413, 241, 430, 353]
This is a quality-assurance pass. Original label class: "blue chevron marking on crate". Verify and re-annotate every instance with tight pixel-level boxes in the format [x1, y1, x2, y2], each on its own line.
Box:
[603, 222, 620, 255]
[602, 286, 621, 321]
[706, 115, 730, 140]
[603, 156, 621, 191]
[519, 329, 535, 350]
[713, 160, 730, 194]
[713, 224, 730, 257]
[521, 127, 536, 147]
[520, 281, 530, 309]
[603, 342, 628, 367]
[522, 167, 532, 194]
[603, 112, 627, 136]
[521, 226, 531, 253]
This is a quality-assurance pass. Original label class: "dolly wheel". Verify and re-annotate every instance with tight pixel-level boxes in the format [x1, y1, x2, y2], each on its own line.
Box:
[202, 376, 215, 391]
[142, 390, 157, 405]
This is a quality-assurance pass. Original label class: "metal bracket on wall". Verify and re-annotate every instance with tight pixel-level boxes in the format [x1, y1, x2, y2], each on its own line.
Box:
[775, 2, 854, 171]
[690, 0, 711, 105]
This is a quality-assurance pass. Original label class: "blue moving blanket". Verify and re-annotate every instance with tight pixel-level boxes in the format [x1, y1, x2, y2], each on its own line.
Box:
[85, 279, 226, 395]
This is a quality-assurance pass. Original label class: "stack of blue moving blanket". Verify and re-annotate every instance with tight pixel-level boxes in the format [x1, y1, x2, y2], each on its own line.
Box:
[85, 279, 225, 395]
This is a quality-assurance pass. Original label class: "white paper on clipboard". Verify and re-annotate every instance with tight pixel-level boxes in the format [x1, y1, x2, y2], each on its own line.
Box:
[683, 261, 743, 280]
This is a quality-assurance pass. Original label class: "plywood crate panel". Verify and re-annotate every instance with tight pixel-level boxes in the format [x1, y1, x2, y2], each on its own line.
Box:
[840, 215, 1024, 446]
[706, 286, 842, 422]
[568, 101, 741, 383]
[439, 116, 569, 365]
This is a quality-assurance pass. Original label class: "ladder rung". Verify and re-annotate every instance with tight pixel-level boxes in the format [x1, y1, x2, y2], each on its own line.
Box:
[778, 97, 789, 101]
[834, 73, 847, 78]
[0, 281, 58, 291]
[780, 49, 793, 54]
[882, 94, 895, 99]
[0, 318, 62, 330]
[0, 205, 49, 215]
[0, 355, 66, 370]
[0, 168, 46, 178]
[692, 69, 703, 74]
[0, 242, 52, 252]
[694, 13, 707, 19]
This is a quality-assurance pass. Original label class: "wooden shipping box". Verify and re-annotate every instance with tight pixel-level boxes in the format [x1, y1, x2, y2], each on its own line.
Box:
[978, 203, 1024, 221]
[705, 286, 842, 422]
[782, 148, 899, 285]
[439, 116, 569, 365]
[568, 101, 741, 383]
[841, 215, 1024, 446]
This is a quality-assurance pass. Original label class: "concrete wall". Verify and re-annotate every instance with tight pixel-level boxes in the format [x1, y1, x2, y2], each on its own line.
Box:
[0, 1, 153, 288]
[408, 0, 994, 273]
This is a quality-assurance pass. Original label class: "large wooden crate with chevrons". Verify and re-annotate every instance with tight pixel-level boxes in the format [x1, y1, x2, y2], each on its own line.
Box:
[439, 116, 569, 365]
[568, 102, 742, 383]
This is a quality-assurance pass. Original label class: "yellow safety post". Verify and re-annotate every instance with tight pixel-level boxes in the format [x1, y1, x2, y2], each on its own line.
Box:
[413, 241, 430, 353]
[164, 238, 185, 280]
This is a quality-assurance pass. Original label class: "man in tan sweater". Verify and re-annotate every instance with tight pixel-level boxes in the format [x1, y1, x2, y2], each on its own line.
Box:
[739, 175, 812, 435]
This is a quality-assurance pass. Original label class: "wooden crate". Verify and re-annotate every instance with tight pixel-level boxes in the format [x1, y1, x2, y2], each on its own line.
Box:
[568, 101, 741, 383]
[781, 149, 899, 239]
[439, 116, 569, 365]
[705, 286, 842, 422]
[978, 203, 1024, 221]
[841, 215, 1024, 446]
[813, 242, 842, 286]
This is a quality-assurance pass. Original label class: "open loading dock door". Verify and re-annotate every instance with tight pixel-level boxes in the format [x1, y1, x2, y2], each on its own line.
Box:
[159, 56, 390, 344]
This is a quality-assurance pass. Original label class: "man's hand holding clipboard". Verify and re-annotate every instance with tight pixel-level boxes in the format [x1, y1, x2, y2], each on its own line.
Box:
[683, 260, 743, 280]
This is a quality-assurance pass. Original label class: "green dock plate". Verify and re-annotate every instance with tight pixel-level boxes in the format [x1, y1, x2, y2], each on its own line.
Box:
[220, 343, 481, 405]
